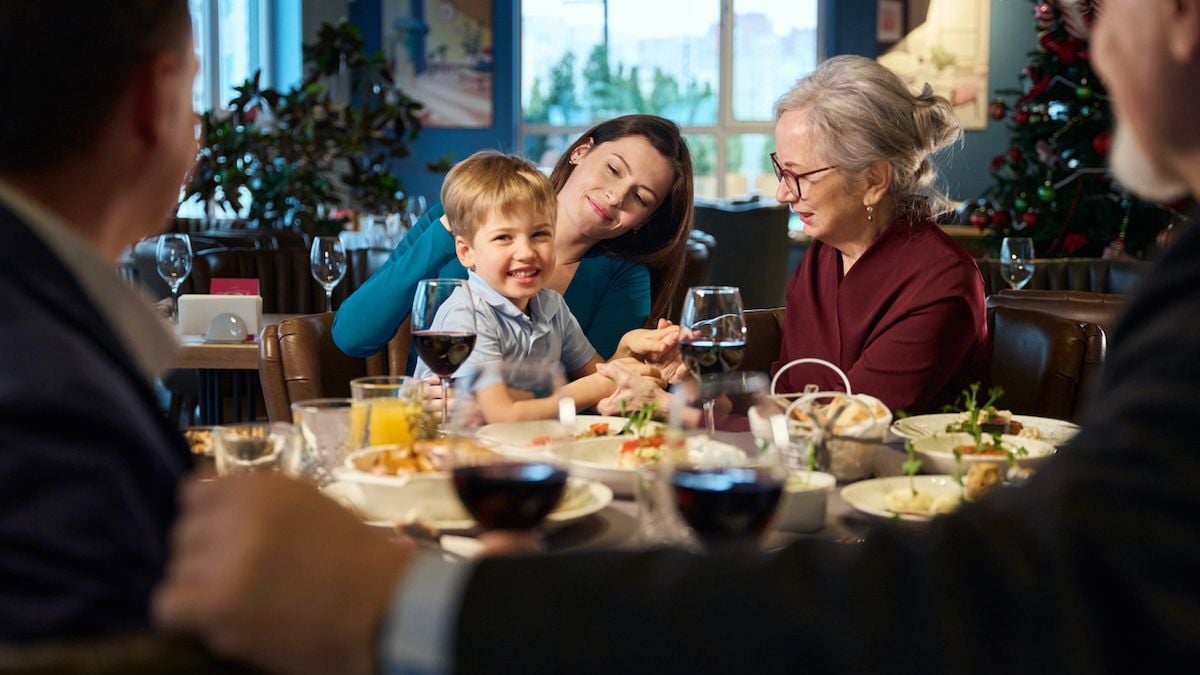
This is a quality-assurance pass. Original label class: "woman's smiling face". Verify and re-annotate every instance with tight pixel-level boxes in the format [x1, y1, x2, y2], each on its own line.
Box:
[557, 135, 675, 241]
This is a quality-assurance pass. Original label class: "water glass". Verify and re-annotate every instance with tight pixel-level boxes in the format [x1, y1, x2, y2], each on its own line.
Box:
[291, 398, 363, 486]
[213, 422, 302, 477]
[1000, 237, 1035, 290]
[349, 376, 425, 447]
[156, 233, 192, 323]
[310, 236, 347, 312]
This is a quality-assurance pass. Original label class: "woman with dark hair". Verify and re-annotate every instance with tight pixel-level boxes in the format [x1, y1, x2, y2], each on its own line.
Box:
[332, 114, 695, 361]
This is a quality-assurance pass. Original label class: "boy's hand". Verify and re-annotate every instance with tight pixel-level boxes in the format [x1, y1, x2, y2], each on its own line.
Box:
[595, 362, 670, 416]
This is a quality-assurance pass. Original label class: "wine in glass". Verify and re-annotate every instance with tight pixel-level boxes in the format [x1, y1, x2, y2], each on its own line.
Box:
[1000, 237, 1035, 290]
[155, 233, 192, 323]
[669, 372, 788, 552]
[678, 286, 747, 436]
[310, 236, 347, 312]
[447, 361, 570, 531]
[412, 278, 477, 424]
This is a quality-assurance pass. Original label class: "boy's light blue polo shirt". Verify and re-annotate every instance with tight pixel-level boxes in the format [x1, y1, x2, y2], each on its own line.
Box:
[412, 271, 597, 389]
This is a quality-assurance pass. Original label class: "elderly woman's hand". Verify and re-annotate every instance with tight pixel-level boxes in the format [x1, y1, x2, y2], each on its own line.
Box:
[613, 319, 680, 360]
[595, 361, 671, 416]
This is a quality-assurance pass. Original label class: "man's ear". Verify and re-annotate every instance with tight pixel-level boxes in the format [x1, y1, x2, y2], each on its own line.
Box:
[455, 235, 474, 270]
[1166, 0, 1200, 62]
[862, 160, 893, 208]
[131, 50, 186, 146]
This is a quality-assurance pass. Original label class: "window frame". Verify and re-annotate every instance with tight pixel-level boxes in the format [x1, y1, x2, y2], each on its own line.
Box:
[192, 0, 276, 113]
[517, 0, 828, 199]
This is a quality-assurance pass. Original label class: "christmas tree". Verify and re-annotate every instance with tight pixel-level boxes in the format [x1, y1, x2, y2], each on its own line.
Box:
[975, 0, 1185, 258]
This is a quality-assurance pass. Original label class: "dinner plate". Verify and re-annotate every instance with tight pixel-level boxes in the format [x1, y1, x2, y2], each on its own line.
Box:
[889, 413, 1080, 447]
[840, 475, 963, 523]
[476, 415, 630, 452]
[551, 435, 747, 497]
[323, 474, 613, 534]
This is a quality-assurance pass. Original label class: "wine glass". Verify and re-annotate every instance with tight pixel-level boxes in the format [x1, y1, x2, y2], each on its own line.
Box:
[412, 278, 477, 425]
[213, 422, 302, 477]
[1000, 237, 1036, 290]
[678, 286, 747, 437]
[668, 372, 789, 552]
[156, 233, 192, 323]
[310, 236, 347, 312]
[446, 360, 571, 532]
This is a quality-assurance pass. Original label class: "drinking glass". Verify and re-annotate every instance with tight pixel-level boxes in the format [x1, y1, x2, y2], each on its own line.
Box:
[156, 233, 192, 323]
[407, 194, 428, 222]
[213, 422, 302, 477]
[668, 372, 788, 552]
[1000, 237, 1036, 290]
[349, 376, 425, 446]
[291, 398, 364, 486]
[678, 286, 747, 437]
[412, 279, 477, 425]
[310, 236, 347, 312]
[445, 360, 570, 532]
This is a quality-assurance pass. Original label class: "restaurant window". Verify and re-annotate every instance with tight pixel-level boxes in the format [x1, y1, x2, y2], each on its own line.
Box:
[520, 0, 824, 200]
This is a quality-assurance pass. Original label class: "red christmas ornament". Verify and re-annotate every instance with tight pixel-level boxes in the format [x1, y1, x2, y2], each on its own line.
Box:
[1092, 130, 1112, 156]
[1035, 3, 1056, 29]
[989, 98, 1009, 120]
[1063, 233, 1089, 254]
[1022, 211, 1040, 226]
[990, 155, 1007, 173]
[969, 211, 990, 230]
[1007, 147, 1023, 162]
[992, 210, 1012, 229]
[1014, 110, 1030, 125]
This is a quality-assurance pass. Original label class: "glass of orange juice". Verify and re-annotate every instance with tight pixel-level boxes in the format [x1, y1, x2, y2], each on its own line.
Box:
[350, 376, 425, 447]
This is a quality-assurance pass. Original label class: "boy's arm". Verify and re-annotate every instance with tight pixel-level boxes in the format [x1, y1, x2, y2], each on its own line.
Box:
[474, 366, 616, 423]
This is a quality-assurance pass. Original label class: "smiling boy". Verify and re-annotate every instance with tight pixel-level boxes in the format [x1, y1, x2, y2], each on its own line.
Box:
[412, 151, 623, 421]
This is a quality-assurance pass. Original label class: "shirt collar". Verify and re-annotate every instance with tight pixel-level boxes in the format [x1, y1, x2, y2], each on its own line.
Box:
[465, 270, 560, 324]
[0, 179, 177, 381]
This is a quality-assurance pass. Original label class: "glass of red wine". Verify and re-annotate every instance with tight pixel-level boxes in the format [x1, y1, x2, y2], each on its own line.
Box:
[678, 286, 747, 437]
[412, 278, 478, 426]
[669, 372, 789, 552]
[446, 360, 571, 532]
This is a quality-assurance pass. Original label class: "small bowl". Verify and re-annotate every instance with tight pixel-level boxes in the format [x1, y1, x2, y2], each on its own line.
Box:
[910, 433, 1056, 475]
[774, 470, 836, 532]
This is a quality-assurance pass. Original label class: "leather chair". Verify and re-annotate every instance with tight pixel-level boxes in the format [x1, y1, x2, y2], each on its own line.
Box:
[988, 306, 1105, 423]
[742, 307, 786, 375]
[258, 312, 411, 422]
[986, 289, 1128, 333]
[661, 238, 712, 322]
[0, 634, 254, 674]
[692, 199, 791, 309]
[977, 257, 1153, 296]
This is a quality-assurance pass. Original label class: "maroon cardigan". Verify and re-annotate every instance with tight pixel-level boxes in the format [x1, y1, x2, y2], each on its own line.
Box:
[770, 216, 989, 414]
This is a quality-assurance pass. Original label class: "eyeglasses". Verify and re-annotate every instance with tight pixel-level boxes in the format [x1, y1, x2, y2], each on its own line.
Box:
[770, 152, 836, 199]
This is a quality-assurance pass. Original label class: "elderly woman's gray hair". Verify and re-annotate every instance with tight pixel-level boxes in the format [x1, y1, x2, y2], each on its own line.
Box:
[775, 55, 962, 218]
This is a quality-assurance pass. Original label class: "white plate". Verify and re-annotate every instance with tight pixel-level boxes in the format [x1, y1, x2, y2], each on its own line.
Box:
[890, 413, 1080, 447]
[909, 432, 1056, 475]
[840, 475, 963, 523]
[552, 436, 747, 497]
[476, 415, 630, 451]
[323, 474, 612, 534]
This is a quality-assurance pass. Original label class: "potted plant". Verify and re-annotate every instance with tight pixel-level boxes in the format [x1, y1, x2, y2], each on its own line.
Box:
[183, 20, 424, 236]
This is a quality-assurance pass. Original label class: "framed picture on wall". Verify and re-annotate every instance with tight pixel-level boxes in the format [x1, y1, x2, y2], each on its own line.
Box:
[383, 0, 493, 128]
[878, 0, 905, 43]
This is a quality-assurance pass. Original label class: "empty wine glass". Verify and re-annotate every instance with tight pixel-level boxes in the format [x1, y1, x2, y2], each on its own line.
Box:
[678, 286, 747, 437]
[446, 360, 571, 532]
[310, 236, 347, 312]
[156, 233, 192, 323]
[1000, 237, 1035, 290]
[412, 278, 477, 425]
[407, 194, 428, 223]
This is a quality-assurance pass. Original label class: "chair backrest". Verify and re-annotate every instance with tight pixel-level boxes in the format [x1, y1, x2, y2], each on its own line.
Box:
[183, 247, 361, 314]
[977, 257, 1153, 296]
[0, 634, 253, 674]
[988, 306, 1105, 423]
[986, 289, 1127, 333]
[258, 312, 410, 422]
[692, 200, 791, 309]
[661, 238, 712, 321]
[346, 247, 395, 294]
[742, 307, 786, 375]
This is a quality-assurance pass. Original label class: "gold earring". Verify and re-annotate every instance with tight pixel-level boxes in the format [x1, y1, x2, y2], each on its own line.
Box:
[866, 205, 874, 223]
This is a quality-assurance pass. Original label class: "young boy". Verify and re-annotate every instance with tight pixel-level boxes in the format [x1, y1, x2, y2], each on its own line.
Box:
[413, 151, 631, 422]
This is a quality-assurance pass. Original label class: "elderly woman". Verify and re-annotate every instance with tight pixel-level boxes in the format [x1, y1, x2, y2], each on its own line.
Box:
[598, 56, 988, 417]
[767, 55, 988, 413]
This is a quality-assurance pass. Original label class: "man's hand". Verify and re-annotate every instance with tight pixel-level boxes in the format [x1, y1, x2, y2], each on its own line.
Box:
[153, 475, 414, 675]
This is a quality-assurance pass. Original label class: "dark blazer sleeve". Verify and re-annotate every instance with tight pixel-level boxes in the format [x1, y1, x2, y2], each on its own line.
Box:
[452, 225, 1200, 674]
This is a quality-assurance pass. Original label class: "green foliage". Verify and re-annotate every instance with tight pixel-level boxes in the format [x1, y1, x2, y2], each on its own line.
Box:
[977, 0, 1185, 258]
[184, 20, 424, 236]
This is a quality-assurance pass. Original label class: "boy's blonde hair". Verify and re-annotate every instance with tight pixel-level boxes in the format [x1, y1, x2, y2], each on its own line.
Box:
[441, 151, 558, 240]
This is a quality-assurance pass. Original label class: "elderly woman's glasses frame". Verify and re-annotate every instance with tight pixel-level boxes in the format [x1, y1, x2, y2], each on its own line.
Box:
[770, 152, 836, 199]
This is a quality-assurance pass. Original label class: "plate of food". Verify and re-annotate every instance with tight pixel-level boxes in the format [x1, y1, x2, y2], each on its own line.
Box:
[890, 412, 1080, 447]
[908, 432, 1057, 475]
[552, 433, 745, 497]
[840, 475, 965, 522]
[323, 474, 612, 534]
[475, 415, 632, 452]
